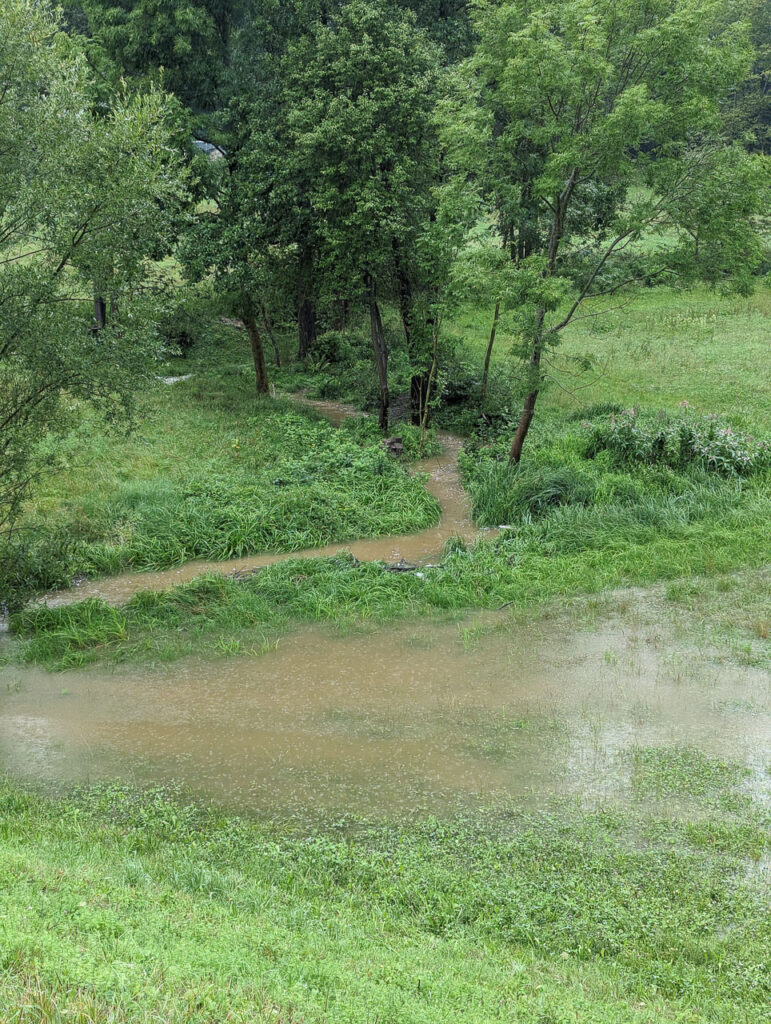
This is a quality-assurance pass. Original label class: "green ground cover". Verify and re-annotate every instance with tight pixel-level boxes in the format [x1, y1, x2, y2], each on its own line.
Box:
[0, 329, 439, 606]
[445, 285, 771, 431]
[5, 282, 770, 667]
[0, 764, 768, 1023]
[2, 284, 770, 1022]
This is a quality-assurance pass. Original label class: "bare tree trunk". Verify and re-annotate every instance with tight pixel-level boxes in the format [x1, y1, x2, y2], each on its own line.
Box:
[509, 384, 539, 463]
[410, 372, 431, 427]
[297, 245, 316, 360]
[260, 302, 281, 367]
[332, 298, 349, 332]
[93, 293, 106, 333]
[419, 318, 440, 452]
[369, 283, 389, 433]
[509, 310, 545, 463]
[244, 312, 270, 395]
[481, 300, 500, 405]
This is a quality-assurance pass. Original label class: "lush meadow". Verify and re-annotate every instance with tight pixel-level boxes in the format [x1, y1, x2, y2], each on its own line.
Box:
[1, 742, 769, 1023]
[6, 283, 769, 670]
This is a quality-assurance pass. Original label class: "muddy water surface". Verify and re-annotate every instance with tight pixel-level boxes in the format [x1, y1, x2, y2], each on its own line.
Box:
[1, 600, 768, 817]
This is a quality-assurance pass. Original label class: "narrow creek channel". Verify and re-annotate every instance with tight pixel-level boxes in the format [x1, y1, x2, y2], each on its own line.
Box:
[1, 399, 768, 818]
[42, 398, 483, 608]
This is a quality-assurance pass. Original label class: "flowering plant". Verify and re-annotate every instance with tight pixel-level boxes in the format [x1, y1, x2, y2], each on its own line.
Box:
[583, 406, 769, 476]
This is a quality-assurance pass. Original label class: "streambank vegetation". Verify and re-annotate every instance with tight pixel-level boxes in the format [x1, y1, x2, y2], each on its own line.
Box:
[0, 0, 769, 1020]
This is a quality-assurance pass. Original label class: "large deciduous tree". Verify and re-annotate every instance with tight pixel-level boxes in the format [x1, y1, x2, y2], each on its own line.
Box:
[278, 0, 443, 430]
[448, 0, 768, 462]
[0, 0, 186, 532]
[63, 0, 244, 119]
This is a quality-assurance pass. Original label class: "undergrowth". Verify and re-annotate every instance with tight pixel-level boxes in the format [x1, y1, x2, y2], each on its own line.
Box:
[0, 383, 439, 609]
[0, 776, 768, 1022]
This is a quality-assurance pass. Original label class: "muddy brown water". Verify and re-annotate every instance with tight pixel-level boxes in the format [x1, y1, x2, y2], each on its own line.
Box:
[1, 604, 768, 817]
[3, 398, 768, 818]
[43, 398, 484, 608]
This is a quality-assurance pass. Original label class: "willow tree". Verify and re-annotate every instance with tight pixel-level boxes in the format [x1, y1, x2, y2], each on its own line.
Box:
[449, 0, 766, 462]
[0, 0, 186, 532]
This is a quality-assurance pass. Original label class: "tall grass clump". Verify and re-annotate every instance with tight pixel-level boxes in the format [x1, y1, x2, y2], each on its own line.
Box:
[11, 599, 127, 668]
[470, 463, 596, 526]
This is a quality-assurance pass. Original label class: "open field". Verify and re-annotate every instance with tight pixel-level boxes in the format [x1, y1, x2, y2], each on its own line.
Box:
[448, 285, 771, 429]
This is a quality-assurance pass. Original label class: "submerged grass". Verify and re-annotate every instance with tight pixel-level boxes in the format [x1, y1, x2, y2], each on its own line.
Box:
[2, 284, 770, 1021]
[0, 775, 768, 1023]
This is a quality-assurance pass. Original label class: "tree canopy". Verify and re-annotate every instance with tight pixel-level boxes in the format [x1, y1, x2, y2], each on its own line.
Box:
[0, 0, 186, 530]
[444, 0, 767, 460]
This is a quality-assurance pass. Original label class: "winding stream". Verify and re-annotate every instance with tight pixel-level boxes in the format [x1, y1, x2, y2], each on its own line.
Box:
[1, 399, 768, 818]
[43, 398, 483, 608]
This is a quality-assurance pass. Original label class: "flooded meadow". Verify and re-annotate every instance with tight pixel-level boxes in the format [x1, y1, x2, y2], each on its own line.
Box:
[2, 586, 767, 819]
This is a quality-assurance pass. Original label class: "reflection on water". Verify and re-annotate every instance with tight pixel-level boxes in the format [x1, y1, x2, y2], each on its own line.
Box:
[1, 602, 768, 817]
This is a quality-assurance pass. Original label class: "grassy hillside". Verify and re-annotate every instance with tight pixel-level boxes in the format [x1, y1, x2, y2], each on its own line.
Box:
[1, 752, 769, 1023]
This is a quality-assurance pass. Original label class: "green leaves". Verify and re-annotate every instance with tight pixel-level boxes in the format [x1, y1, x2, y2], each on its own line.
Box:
[0, 0, 187, 531]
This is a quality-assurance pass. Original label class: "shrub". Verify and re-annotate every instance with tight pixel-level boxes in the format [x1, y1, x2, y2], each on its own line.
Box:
[584, 407, 770, 475]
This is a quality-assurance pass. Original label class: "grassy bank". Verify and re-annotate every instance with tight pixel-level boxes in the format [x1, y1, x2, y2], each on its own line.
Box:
[0, 763, 768, 1022]
[0, 329, 439, 607]
[11, 401, 769, 669]
[11, 506, 769, 670]
[3, 283, 770, 663]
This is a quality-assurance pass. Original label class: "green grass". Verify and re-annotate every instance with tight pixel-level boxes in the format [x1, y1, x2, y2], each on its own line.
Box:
[630, 747, 752, 798]
[11, 404, 769, 669]
[0, 773, 768, 1023]
[12, 500, 770, 669]
[2, 283, 771, 1021]
[0, 330, 439, 606]
[446, 285, 771, 430]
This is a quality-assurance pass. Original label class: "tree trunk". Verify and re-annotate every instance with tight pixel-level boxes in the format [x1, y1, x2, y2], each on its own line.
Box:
[369, 285, 389, 433]
[509, 387, 539, 464]
[509, 315, 545, 463]
[93, 293, 106, 333]
[260, 302, 281, 367]
[332, 298, 349, 332]
[481, 300, 500, 405]
[297, 246, 316, 360]
[392, 239, 426, 426]
[244, 313, 270, 395]
[509, 169, 578, 463]
[410, 371, 431, 427]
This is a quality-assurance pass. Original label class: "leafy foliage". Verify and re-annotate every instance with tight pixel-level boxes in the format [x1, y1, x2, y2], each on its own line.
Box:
[0, 0, 186, 531]
[585, 407, 771, 475]
[443, 0, 767, 459]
